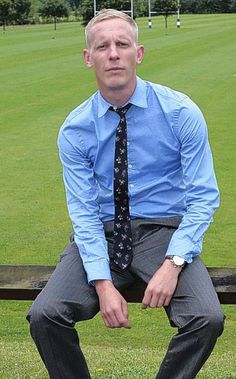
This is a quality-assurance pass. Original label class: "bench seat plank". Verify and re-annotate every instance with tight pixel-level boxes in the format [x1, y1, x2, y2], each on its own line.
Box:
[0, 265, 236, 304]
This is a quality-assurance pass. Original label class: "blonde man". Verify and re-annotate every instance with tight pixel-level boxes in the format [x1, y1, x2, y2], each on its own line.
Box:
[27, 9, 224, 379]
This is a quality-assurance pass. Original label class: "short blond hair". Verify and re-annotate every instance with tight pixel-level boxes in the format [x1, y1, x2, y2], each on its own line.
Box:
[85, 9, 139, 48]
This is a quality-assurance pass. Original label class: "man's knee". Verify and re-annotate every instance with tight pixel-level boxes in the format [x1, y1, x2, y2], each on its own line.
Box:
[179, 309, 225, 339]
[27, 294, 99, 332]
[205, 309, 225, 337]
[26, 298, 67, 332]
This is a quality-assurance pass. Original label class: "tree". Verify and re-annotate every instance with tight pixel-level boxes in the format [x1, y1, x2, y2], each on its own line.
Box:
[219, 0, 233, 12]
[0, 0, 31, 29]
[179, 0, 235, 14]
[79, 0, 93, 26]
[154, 0, 177, 28]
[67, 0, 81, 10]
[0, 0, 13, 30]
[39, 0, 69, 29]
[230, 0, 236, 12]
[135, 0, 148, 17]
[80, 0, 137, 26]
[12, 0, 31, 24]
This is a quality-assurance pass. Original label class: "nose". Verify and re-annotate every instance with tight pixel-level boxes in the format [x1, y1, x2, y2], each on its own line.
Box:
[109, 44, 119, 60]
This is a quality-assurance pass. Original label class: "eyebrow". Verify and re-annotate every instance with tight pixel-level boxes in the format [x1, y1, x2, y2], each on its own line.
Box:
[94, 35, 132, 45]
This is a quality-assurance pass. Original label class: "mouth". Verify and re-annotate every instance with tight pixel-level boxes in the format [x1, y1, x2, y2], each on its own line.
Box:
[106, 67, 124, 72]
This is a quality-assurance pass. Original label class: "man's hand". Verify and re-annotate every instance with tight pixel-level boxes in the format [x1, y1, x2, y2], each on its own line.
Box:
[95, 280, 130, 329]
[142, 259, 182, 309]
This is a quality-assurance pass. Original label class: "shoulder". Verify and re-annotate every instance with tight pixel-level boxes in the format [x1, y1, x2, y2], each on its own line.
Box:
[146, 80, 204, 126]
[57, 92, 98, 149]
[62, 92, 98, 129]
[146, 80, 189, 107]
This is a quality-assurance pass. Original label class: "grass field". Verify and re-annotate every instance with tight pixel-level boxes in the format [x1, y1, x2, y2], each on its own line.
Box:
[0, 13, 236, 378]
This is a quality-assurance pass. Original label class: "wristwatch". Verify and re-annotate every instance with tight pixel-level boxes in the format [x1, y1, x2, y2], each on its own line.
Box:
[166, 255, 186, 268]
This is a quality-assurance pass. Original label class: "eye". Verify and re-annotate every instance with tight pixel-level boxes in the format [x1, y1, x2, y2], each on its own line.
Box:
[97, 44, 107, 50]
[117, 41, 129, 47]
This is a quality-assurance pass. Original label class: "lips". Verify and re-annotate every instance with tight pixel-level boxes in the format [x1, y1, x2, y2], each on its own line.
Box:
[106, 67, 124, 72]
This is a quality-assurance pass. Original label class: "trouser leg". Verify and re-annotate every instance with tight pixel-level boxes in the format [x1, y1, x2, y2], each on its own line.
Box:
[27, 219, 225, 379]
[26, 243, 97, 379]
[26, 241, 135, 379]
[127, 220, 224, 379]
[155, 258, 224, 379]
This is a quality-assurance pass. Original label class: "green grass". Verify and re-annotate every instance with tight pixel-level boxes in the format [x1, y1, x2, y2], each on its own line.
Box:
[0, 14, 236, 378]
[0, 303, 236, 378]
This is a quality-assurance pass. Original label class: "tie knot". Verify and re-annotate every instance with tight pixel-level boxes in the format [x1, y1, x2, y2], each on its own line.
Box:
[109, 103, 132, 117]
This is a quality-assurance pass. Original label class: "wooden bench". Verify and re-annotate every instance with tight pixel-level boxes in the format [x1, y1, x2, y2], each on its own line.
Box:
[0, 265, 236, 304]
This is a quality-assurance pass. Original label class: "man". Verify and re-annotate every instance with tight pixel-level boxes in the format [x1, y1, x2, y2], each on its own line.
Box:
[27, 9, 224, 379]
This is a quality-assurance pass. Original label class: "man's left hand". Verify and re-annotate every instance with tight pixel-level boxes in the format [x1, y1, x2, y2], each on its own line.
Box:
[141, 259, 182, 308]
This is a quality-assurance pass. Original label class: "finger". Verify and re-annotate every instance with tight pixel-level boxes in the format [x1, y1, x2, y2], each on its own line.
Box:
[121, 301, 130, 328]
[101, 309, 119, 328]
[121, 299, 129, 319]
[142, 290, 152, 309]
[104, 306, 129, 329]
[163, 295, 172, 307]
[101, 313, 112, 328]
[140, 303, 147, 309]
[149, 296, 159, 308]
[108, 312, 121, 328]
[156, 295, 166, 308]
[116, 309, 130, 328]
[146, 289, 161, 308]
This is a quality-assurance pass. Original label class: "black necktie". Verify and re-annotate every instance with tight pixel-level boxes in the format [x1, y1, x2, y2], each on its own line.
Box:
[109, 103, 133, 270]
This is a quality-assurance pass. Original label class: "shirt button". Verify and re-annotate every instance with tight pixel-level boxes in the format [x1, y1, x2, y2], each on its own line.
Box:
[127, 141, 130, 146]
[130, 184, 134, 188]
[128, 164, 132, 169]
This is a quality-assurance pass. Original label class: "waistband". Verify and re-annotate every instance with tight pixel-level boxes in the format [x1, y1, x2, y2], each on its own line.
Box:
[103, 216, 182, 234]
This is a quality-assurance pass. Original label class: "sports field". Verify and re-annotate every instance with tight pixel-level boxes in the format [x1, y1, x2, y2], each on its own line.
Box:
[0, 13, 236, 378]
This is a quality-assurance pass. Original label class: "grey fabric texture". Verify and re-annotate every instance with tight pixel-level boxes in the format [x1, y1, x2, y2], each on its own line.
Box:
[27, 218, 224, 379]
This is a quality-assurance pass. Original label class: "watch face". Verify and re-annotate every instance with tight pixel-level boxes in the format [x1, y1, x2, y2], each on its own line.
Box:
[173, 256, 185, 266]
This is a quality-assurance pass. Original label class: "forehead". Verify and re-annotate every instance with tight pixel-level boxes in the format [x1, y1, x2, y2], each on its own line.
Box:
[89, 18, 135, 43]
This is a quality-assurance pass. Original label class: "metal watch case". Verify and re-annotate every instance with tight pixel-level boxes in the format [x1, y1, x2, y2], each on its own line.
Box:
[167, 255, 186, 268]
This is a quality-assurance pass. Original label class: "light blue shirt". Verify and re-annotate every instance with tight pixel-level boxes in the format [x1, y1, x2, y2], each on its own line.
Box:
[58, 76, 220, 284]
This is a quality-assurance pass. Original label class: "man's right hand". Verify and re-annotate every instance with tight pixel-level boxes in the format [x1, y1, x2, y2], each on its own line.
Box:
[95, 280, 130, 329]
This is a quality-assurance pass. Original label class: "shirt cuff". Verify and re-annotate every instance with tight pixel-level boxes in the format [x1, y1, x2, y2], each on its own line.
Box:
[166, 238, 194, 264]
[84, 260, 112, 285]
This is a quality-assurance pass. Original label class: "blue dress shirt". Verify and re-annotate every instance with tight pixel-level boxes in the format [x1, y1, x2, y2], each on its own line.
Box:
[58, 76, 220, 284]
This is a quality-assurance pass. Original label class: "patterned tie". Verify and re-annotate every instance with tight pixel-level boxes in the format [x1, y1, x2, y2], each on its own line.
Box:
[109, 103, 133, 270]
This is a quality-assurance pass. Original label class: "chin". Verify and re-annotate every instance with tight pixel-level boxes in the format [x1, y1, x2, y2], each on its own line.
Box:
[105, 77, 129, 90]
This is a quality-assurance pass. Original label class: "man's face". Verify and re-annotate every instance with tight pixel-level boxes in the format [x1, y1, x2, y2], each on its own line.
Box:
[83, 18, 144, 97]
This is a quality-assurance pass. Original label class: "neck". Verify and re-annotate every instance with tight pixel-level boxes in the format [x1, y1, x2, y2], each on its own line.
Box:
[99, 78, 137, 107]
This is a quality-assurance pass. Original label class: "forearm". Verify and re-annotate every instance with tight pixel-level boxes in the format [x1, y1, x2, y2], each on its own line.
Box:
[166, 200, 219, 262]
[168, 100, 220, 262]
[73, 219, 112, 284]
[58, 131, 112, 284]
[65, 190, 112, 283]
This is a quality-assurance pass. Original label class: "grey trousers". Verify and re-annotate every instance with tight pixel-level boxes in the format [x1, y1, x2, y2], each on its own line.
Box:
[27, 218, 224, 379]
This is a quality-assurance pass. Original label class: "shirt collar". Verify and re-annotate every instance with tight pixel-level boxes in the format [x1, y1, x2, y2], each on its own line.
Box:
[97, 76, 148, 118]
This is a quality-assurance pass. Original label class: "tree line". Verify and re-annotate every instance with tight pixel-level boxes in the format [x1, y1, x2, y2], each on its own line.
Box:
[1, 0, 236, 31]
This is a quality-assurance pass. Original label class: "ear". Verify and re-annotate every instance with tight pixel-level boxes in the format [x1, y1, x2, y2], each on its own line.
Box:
[136, 45, 145, 65]
[83, 49, 93, 68]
